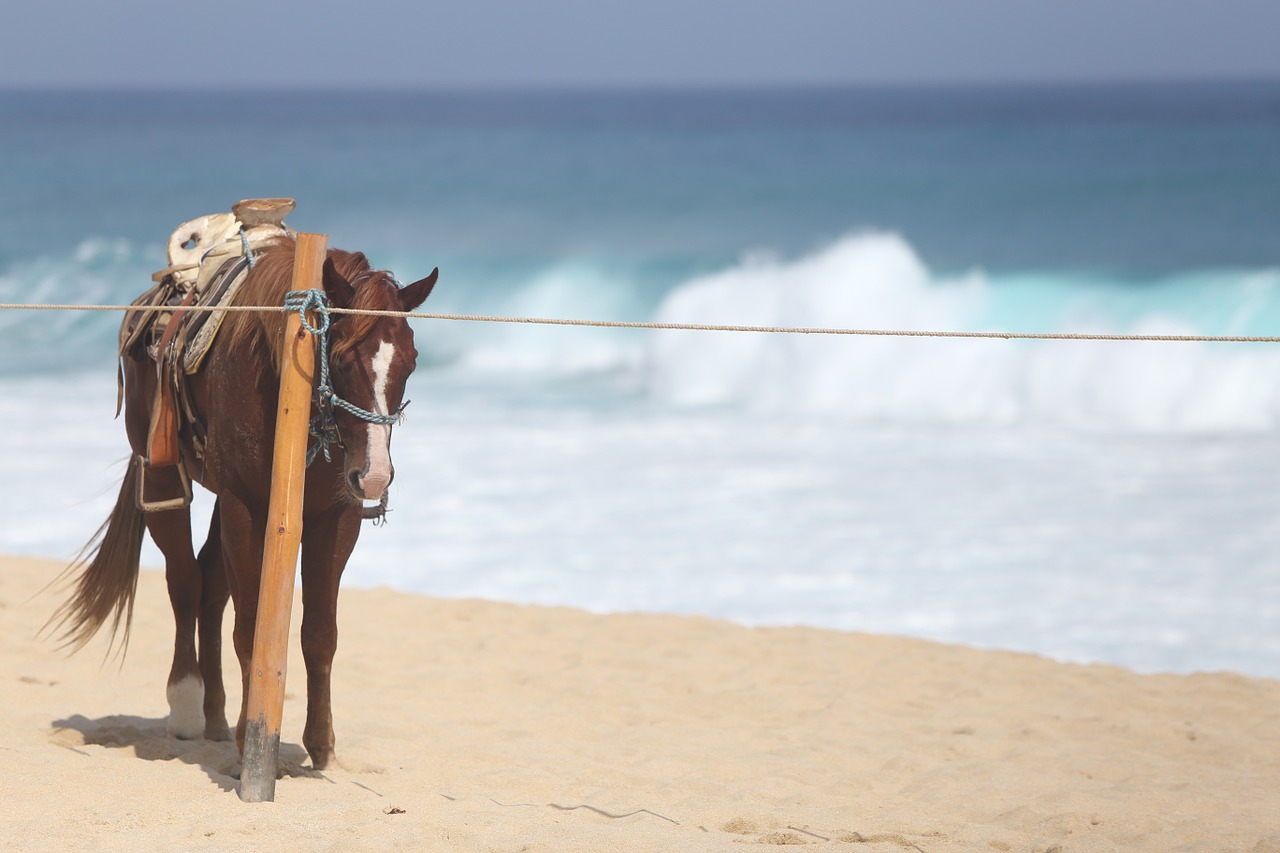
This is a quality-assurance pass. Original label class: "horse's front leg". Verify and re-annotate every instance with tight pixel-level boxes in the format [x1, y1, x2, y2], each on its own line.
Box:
[299, 504, 362, 770]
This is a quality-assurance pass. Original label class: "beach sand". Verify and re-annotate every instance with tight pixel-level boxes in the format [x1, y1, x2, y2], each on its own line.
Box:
[1, 554, 1277, 852]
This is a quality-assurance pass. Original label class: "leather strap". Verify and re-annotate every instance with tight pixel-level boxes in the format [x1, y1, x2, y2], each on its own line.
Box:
[144, 290, 196, 469]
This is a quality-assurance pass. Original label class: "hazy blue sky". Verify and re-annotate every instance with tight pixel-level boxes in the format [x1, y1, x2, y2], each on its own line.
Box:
[4, 0, 1279, 89]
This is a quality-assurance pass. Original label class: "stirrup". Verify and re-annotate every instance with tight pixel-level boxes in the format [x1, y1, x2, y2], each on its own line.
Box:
[136, 454, 193, 513]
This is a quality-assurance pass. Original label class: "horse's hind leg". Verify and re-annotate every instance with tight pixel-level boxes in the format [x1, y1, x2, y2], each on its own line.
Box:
[215, 491, 266, 755]
[197, 499, 231, 741]
[124, 354, 206, 738]
[142, 480, 205, 739]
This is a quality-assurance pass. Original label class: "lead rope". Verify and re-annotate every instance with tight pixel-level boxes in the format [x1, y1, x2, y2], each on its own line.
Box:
[283, 288, 406, 523]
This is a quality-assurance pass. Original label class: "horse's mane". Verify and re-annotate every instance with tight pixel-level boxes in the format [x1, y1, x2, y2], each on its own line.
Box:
[222, 238, 401, 378]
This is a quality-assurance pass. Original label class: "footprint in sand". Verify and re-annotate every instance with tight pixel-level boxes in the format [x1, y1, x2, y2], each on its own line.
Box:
[719, 818, 813, 845]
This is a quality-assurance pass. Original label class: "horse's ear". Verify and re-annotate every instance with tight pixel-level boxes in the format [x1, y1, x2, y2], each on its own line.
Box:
[322, 258, 355, 308]
[399, 267, 438, 311]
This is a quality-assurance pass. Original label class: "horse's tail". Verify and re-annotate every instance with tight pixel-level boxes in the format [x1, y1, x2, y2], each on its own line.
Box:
[45, 456, 147, 656]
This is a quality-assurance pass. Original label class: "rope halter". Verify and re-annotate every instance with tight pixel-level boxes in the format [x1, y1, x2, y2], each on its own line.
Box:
[283, 289, 408, 469]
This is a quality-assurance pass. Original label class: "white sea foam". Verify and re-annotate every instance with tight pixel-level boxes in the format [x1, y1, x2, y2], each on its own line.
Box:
[330, 403, 1280, 679]
[646, 234, 1280, 432]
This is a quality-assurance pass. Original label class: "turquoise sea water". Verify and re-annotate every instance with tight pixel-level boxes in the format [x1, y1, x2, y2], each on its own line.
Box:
[2, 84, 1278, 675]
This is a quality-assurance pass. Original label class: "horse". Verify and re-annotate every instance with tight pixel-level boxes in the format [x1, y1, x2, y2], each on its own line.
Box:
[50, 237, 437, 770]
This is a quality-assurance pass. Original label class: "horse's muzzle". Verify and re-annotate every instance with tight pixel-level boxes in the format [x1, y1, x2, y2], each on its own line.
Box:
[347, 466, 393, 502]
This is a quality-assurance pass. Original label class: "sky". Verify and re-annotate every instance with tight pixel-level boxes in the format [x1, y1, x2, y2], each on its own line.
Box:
[3, 0, 1280, 89]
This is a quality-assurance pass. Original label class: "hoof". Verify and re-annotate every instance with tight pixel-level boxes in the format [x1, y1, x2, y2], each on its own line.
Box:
[166, 676, 206, 739]
[307, 749, 336, 771]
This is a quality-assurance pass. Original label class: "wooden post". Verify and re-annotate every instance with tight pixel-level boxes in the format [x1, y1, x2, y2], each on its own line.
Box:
[239, 232, 328, 803]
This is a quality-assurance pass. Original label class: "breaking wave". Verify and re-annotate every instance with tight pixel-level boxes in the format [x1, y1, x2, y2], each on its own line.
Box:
[646, 234, 1280, 432]
[7, 233, 1280, 432]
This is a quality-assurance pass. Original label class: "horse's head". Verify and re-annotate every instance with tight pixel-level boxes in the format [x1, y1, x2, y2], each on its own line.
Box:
[321, 258, 437, 505]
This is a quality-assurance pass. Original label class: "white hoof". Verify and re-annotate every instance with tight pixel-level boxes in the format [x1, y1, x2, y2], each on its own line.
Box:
[166, 675, 206, 739]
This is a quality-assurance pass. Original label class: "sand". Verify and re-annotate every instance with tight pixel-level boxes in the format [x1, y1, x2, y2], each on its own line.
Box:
[1, 554, 1277, 852]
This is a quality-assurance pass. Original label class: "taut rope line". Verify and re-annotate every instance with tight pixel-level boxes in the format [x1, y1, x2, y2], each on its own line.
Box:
[1, 301, 1279, 344]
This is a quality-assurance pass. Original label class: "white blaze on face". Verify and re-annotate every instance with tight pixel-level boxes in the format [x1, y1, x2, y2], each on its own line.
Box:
[359, 340, 395, 500]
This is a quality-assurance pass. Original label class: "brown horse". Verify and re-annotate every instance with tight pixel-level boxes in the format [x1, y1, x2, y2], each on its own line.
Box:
[51, 238, 437, 770]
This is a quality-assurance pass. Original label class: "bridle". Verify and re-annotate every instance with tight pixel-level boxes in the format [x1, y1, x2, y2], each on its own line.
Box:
[284, 288, 409, 523]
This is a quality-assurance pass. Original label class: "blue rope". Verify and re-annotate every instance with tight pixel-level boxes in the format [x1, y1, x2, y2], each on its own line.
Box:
[239, 227, 256, 269]
[283, 289, 406, 467]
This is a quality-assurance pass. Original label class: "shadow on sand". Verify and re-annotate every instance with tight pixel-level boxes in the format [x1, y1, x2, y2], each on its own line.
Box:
[51, 714, 320, 793]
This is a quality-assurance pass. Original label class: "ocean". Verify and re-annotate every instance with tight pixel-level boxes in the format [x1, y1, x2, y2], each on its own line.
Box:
[2, 83, 1279, 677]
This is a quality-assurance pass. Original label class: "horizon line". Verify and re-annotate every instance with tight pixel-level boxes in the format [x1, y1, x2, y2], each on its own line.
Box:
[2, 74, 1279, 95]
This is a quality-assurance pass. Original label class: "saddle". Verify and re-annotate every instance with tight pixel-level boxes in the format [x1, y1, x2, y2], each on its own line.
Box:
[121, 198, 295, 511]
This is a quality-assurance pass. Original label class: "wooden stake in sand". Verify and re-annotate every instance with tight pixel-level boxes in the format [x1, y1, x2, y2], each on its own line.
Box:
[239, 231, 328, 803]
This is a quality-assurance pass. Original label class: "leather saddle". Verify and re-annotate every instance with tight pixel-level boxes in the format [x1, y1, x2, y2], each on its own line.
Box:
[122, 198, 294, 512]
